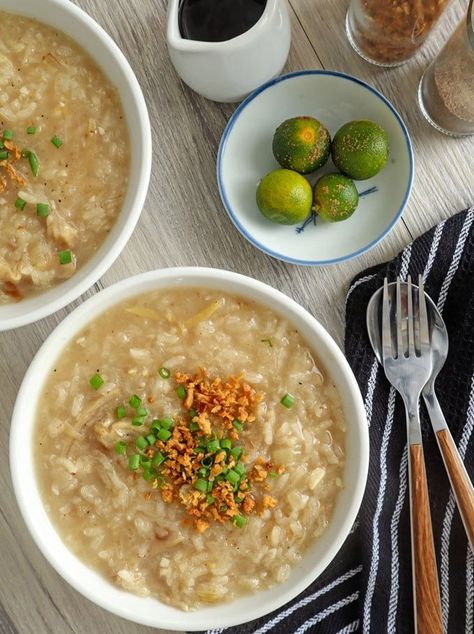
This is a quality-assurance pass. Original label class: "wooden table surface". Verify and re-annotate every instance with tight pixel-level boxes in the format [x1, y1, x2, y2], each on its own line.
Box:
[0, 0, 472, 632]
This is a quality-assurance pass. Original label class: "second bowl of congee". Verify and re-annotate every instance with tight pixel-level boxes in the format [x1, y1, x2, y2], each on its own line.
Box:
[11, 268, 369, 629]
[0, 1, 151, 329]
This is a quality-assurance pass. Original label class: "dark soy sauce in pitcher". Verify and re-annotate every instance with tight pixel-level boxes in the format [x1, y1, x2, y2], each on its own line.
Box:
[179, 0, 267, 43]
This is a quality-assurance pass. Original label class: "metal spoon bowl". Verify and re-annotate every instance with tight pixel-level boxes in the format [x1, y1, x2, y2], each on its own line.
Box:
[367, 281, 446, 395]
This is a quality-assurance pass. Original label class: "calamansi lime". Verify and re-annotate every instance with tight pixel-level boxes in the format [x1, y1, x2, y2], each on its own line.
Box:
[256, 169, 312, 225]
[313, 173, 359, 222]
[331, 120, 389, 180]
[272, 116, 331, 174]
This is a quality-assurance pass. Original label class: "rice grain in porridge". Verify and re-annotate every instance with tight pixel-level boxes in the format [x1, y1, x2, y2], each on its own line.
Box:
[0, 12, 129, 302]
[35, 289, 346, 610]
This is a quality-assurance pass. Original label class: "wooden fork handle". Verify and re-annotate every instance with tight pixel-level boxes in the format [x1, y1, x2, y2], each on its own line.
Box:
[410, 444, 443, 634]
[436, 428, 474, 551]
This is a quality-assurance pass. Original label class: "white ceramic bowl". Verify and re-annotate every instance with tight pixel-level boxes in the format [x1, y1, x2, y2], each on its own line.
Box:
[0, 0, 152, 331]
[217, 70, 414, 266]
[11, 267, 369, 630]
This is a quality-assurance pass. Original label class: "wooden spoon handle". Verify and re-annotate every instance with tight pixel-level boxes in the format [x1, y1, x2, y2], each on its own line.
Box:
[436, 428, 474, 551]
[410, 444, 443, 634]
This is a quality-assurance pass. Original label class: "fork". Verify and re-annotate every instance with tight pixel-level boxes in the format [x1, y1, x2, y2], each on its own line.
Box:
[382, 275, 443, 634]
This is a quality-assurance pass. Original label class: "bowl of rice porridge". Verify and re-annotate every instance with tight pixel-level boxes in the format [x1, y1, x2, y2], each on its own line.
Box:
[0, 0, 151, 330]
[11, 267, 369, 630]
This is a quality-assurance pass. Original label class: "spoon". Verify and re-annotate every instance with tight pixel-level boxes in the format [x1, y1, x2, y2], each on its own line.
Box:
[367, 280, 474, 551]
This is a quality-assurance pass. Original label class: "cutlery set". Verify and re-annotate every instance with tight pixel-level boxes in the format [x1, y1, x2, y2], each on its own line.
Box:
[366, 277, 474, 633]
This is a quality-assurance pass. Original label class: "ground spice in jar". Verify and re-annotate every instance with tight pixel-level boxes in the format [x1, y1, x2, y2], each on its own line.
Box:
[434, 23, 474, 123]
[418, 10, 474, 136]
[349, 0, 451, 65]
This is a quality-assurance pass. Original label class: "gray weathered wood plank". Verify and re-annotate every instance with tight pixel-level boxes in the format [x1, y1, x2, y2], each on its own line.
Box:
[0, 0, 470, 632]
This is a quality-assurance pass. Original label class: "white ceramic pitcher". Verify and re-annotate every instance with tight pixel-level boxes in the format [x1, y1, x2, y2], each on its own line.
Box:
[166, 0, 291, 103]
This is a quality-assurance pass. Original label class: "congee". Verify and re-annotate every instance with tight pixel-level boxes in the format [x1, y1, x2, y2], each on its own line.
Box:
[35, 289, 346, 610]
[0, 11, 129, 303]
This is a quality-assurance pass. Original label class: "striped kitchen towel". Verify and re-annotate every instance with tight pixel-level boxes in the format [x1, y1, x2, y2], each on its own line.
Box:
[203, 205, 474, 634]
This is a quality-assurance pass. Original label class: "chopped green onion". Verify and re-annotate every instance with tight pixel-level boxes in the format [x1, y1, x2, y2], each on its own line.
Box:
[115, 441, 127, 455]
[189, 408, 198, 419]
[233, 515, 247, 528]
[268, 471, 279, 478]
[206, 494, 215, 504]
[194, 478, 208, 493]
[219, 504, 228, 512]
[220, 438, 232, 451]
[0, 150, 8, 160]
[207, 480, 214, 492]
[136, 407, 148, 417]
[26, 126, 37, 135]
[21, 149, 30, 158]
[36, 203, 49, 217]
[230, 446, 243, 460]
[261, 338, 273, 347]
[116, 405, 126, 420]
[89, 373, 104, 390]
[28, 151, 39, 176]
[176, 385, 186, 399]
[160, 417, 173, 430]
[151, 419, 161, 431]
[198, 467, 208, 478]
[135, 436, 148, 450]
[159, 367, 170, 379]
[51, 135, 63, 148]
[142, 468, 156, 481]
[232, 419, 243, 433]
[3, 129, 13, 140]
[151, 451, 165, 468]
[146, 433, 156, 445]
[157, 428, 172, 442]
[280, 393, 295, 408]
[140, 455, 151, 467]
[128, 454, 140, 470]
[132, 416, 145, 426]
[234, 462, 246, 476]
[201, 456, 213, 468]
[0, 141, 3, 149]
[189, 422, 200, 432]
[129, 394, 141, 409]
[226, 469, 240, 485]
[207, 439, 220, 453]
[59, 249, 72, 265]
[235, 496, 244, 504]
[15, 197, 26, 210]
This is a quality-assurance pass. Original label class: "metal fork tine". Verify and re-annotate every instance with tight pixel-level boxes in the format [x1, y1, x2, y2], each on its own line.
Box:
[407, 275, 415, 355]
[396, 277, 403, 358]
[418, 274, 430, 351]
[382, 278, 392, 359]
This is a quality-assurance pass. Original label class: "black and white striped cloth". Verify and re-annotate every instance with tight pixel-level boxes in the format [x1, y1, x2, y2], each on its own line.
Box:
[201, 206, 474, 634]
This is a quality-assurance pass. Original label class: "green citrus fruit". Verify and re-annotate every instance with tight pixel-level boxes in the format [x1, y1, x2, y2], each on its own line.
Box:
[272, 116, 331, 174]
[256, 169, 313, 225]
[312, 173, 359, 222]
[331, 120, 389, 180]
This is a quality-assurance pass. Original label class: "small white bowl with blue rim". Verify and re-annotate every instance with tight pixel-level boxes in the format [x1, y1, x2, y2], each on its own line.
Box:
[217, 70, 414, 266]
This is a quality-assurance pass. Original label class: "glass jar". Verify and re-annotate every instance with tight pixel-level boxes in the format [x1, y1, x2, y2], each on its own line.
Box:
[418, 0, 474, 136]
[346, 0, 452, 67]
